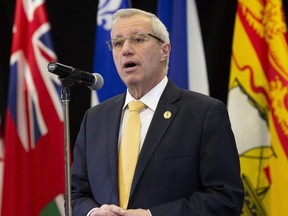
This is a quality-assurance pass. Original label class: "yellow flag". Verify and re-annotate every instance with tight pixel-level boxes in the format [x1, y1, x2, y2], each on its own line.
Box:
[227, 0, 288, 215]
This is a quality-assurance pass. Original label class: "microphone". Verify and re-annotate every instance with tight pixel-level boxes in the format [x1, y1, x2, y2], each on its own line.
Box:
[47, 62, 104, 90]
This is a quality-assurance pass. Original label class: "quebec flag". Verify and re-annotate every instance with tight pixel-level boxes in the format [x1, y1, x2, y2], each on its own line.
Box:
[158, 0, 209, 94]
[91, 0, 130, 105]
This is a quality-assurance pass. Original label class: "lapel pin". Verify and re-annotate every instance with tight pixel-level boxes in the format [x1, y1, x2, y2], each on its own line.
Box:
[163, 111, 172, 119]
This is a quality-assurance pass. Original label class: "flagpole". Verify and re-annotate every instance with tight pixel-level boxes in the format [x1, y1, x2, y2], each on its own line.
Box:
[60, 79, 73, 216]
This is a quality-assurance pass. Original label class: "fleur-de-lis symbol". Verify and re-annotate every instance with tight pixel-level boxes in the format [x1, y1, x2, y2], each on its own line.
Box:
[97, 0, 123, 30]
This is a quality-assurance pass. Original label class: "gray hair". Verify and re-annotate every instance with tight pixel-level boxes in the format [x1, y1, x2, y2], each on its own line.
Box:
[111, 8, 170, 44]
[111, 8, 170, 70]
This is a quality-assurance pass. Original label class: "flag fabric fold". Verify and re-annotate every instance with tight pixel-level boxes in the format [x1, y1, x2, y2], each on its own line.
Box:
[157, 0, 209, 94]
[91, 0, 130, 106]
[228, 0, 288, 215]
[1, 0, 65, 215]
[0, 117, 3, 214]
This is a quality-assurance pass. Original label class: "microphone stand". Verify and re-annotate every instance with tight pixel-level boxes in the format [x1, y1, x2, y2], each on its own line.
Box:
[59, 78, 74, 216]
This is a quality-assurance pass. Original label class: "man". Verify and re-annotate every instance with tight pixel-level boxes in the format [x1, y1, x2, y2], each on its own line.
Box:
[71, 8, 244, 216]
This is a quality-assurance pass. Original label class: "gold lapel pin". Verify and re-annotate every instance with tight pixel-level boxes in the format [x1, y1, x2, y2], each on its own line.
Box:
[163, 111, 172, 119]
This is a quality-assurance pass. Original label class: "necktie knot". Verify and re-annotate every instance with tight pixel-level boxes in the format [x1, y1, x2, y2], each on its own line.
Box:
[128, 101, 146, 112]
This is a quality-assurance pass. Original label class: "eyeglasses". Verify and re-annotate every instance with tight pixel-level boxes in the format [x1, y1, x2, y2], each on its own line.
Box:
[106, 33, 164, 50]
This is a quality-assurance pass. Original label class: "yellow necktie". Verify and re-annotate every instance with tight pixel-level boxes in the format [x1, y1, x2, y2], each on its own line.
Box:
[118, 101, 146, 209]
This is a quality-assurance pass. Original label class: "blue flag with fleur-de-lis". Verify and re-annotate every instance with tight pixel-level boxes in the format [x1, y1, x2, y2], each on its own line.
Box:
[92, 0, 130, 105]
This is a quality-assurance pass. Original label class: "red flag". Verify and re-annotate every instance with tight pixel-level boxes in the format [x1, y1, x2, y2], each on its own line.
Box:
[2, 0, 65, 215]
[0, 117, 4, 213]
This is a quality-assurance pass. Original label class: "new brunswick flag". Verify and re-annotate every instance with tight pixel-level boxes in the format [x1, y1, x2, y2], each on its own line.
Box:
[227, 0, 288, 215]
[1, 0, 65, 215]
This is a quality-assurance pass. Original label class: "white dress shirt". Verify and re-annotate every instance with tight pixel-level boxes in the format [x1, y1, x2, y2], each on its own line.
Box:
[120, 76, 168, 151]
[86, 76, 168, 216]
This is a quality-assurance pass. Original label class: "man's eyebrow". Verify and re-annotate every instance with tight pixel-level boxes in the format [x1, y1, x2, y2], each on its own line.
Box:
[112, 34, 124, 38]
[112, 30, 144, 38]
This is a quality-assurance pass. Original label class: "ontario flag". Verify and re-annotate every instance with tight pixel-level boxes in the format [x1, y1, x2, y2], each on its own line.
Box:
[0, 117, 3, 213]
[1, 0, 65, 215]
[227, 0, 288, 215]
[91, 0, 130, 106]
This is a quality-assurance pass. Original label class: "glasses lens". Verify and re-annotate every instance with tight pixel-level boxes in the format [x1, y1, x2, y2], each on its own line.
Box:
[112, 38, 126, 49]
[107, 33, 160, 50]
[129, 34, 147, 45]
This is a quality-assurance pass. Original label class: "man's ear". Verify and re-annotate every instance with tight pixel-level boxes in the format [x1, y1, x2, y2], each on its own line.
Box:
[160, 43, 171, 62]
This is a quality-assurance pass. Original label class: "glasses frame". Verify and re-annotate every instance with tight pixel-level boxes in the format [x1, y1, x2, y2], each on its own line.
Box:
[106, 33, 164, 51]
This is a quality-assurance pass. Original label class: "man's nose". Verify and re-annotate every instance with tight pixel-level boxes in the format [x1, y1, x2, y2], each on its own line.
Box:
[121, 39, 134, 56]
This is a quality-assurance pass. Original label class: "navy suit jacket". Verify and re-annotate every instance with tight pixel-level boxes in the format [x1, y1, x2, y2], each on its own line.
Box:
[71, 81, 244, 215]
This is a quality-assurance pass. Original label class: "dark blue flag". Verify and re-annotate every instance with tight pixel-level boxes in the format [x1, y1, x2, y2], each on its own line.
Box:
[157, 0, 209, 94]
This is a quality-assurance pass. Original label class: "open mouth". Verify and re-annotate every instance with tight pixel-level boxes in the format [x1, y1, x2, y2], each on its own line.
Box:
[124, 61, 138, 68]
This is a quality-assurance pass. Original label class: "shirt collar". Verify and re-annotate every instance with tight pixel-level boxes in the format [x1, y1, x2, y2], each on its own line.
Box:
[123, 76, 168, 111]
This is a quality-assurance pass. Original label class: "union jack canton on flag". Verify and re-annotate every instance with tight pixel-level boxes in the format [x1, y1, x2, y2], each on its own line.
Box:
[2, 0, 65, 215]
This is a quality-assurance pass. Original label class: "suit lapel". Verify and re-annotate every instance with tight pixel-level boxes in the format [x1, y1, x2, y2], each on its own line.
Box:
[130, 81, 180, 198]
[104, 94, 126, 204]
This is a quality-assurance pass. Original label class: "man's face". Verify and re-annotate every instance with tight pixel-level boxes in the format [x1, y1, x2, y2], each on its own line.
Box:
[111, 14, 170, 94]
